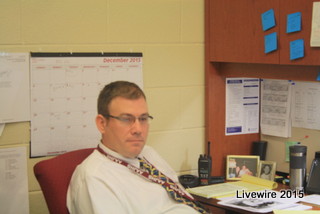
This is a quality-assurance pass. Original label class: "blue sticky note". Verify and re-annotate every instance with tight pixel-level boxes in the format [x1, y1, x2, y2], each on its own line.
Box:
[290, 39, 304, 60]
[264, 32, 277, 53]
[287, 12, 301, 33]
[317, 72, 320, 81]
[261, 9, 276, 31]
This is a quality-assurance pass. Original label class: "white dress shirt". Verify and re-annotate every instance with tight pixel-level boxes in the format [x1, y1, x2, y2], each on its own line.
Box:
[67, 143, 198, 214]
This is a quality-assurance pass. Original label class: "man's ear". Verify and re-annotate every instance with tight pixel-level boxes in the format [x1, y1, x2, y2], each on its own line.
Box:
[96, 114, 107, 134]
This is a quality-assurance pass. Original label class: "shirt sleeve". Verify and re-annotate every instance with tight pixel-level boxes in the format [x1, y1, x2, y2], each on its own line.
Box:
[67, 166, 128, 214]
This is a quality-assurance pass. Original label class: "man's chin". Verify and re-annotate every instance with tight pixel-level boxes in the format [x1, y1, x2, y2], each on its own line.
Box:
[130, 145, 145, 157]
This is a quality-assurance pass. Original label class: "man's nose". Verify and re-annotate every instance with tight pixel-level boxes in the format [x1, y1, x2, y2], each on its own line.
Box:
[130, 119, 143, 134]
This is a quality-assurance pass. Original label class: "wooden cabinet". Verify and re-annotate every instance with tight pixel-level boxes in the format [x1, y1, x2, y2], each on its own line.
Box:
[209, 0, 320, 65]
[209, 0, 279, 64]
[205, 0, 320, 176]
[279, 0, 320, 65]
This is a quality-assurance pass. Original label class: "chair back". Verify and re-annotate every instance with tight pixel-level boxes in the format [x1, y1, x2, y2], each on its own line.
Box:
[34, 148, 95, 214]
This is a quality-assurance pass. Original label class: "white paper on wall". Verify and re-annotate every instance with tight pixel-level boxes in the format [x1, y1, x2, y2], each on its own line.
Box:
[225, 78, 260, 135]
[0, 53, 30, 123]
[260, 79, 292, 138]
[291, 81, 320, 130]
[0, 146, 29, 214]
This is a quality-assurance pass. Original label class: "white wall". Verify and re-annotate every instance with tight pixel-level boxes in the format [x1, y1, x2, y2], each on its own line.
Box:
[0, 0, 205, 213]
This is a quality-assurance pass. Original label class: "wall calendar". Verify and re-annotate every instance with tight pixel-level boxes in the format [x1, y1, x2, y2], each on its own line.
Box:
[30, 52, 143, 157]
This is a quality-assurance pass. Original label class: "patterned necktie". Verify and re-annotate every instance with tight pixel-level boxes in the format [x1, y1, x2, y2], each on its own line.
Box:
[138, 158, 209, 214]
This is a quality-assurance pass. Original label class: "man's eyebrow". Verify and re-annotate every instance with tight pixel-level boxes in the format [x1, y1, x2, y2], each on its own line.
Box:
[119, 113, 149, 117]
[118, 113, 133, 117]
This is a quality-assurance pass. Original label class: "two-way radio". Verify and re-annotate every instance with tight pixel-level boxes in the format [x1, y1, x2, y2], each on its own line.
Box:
[198, 141, 212, 185]
[179, 141, 224, 187]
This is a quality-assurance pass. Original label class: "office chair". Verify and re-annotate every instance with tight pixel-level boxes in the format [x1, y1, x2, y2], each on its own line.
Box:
[34, 148, 95, 214]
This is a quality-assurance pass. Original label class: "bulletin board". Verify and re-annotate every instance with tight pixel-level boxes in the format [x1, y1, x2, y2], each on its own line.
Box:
[30, 52, 143, 157]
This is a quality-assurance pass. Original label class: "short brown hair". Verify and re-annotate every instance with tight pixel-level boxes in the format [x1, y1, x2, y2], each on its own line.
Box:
[97, 81, 146, 115]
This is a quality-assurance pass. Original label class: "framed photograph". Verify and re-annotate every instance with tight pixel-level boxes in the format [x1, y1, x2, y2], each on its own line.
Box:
[226, 155, 260, 180]
[258, 161, 276, 181]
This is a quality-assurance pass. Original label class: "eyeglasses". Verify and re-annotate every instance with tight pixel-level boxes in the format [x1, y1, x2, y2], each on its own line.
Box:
[102, 114, 153, 126]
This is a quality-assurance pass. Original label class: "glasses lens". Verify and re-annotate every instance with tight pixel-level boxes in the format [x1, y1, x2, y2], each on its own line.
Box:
[107, 114, 153, 126]
[119, 115, 135, 125]
[138, 116, 151, 124]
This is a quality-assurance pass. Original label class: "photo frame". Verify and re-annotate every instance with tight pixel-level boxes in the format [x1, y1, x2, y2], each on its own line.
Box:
[226, 155, 260, 180]
[258, 161, 276, 181]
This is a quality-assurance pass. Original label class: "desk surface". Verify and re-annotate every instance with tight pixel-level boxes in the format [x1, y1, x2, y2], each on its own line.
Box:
[192, 183, 320, 214]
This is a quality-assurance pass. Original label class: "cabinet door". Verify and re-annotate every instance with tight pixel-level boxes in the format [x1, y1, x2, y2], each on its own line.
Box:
[209, 0, 279, 64]
[279, 0, 320, 65]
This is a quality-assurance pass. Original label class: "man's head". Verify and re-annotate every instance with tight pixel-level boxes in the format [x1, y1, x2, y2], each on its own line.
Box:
[96, 81, 151, 158]
[97, 81, 146, 116]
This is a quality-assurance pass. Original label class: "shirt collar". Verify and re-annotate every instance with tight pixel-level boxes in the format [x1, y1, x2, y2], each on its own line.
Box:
[98, 142, 141, 167]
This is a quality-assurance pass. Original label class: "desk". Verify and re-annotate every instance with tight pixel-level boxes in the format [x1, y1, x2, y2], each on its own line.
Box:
[192, 183, 320, 214]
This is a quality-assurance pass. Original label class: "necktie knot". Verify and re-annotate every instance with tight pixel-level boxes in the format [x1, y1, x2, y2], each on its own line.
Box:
[138, 157, 152, 172]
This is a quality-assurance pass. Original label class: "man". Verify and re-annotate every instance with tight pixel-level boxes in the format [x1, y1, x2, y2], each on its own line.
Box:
[67, 81, 208, 214]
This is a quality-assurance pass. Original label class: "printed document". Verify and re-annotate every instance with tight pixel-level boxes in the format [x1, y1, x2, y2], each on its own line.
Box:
[0, 147, 29, 214]
[260, 79, 292, 138]
[291, 81, 320, 130]
[225, 78, 260, 135]
[0, 53, 30, 123]
[218, 197, 301, 213]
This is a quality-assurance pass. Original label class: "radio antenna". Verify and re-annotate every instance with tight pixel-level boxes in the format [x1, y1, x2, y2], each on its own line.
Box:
[207, 141, 211, 157]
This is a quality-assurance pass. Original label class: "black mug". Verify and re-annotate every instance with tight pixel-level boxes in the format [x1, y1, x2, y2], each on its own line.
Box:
[289, 145, 307, 191]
